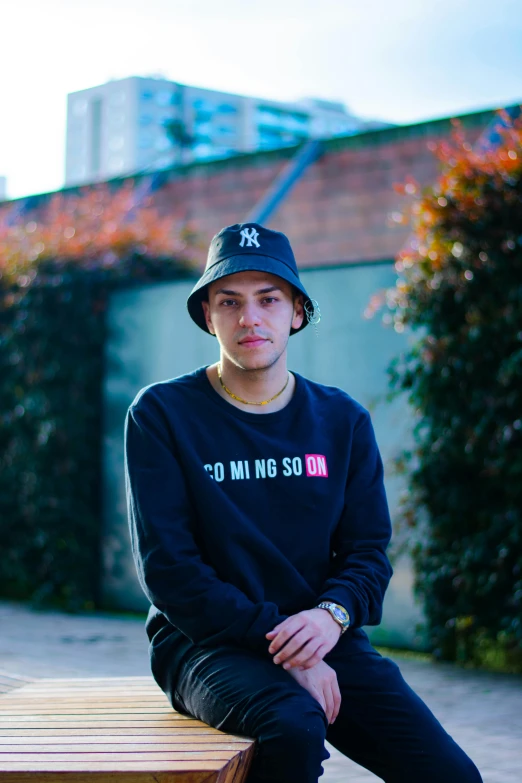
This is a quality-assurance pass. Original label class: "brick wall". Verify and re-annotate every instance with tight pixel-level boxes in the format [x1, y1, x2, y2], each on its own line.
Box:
[150, 108, 490, 268]
[6, 106, 494, 270]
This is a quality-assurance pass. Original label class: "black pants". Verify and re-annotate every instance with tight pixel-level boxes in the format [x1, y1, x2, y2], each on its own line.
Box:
[152, 629, 482, 783]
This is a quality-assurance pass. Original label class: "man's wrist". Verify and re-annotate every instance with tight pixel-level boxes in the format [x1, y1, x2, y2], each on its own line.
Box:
[317, 607, 343, 636]
[316, 602, 351, 634]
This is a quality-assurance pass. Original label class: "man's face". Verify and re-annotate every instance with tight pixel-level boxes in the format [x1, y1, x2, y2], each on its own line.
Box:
[201, 270, 304, 371]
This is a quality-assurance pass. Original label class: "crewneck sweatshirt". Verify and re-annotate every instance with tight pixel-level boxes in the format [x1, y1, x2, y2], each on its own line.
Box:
[124, 366, 393, 675]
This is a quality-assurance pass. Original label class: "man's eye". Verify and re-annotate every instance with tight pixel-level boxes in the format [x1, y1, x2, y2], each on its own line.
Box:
[262, 297, 278, 304]
[221, 299, 237, 306]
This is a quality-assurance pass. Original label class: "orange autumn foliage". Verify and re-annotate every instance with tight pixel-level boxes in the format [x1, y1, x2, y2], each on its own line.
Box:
[0, 181, 199, 284]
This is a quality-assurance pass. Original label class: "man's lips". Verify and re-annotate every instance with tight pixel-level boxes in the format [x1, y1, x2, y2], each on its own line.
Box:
[238, 336, 269, 346]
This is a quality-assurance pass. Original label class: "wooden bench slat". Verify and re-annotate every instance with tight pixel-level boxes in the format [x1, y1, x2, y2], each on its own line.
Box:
[17, 677, 154, 685]
[0, 697, 170, 704]
[17, 684, 160, 688]
[0, 743, 251, 752]
[0, 772, 214, 783]
[0, 760, 226, 770]
[0, 677, 255, 782]
[0, 721, 210, 729]
[0, 708, 176, 715]
[0, 750, 237, 772]
[0, 728, 223, 737]
[7, 688, 166, 701]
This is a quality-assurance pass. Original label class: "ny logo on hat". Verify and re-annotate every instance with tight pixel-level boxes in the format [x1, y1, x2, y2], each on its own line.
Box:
[239, 227, 260, 248]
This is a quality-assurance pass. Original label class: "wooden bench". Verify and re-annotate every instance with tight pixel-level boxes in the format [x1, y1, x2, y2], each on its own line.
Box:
[0, 676, 255, 782]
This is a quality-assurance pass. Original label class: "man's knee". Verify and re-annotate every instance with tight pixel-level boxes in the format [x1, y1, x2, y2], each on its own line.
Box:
[246, 691, 330, 783]
[440, 752, 483, 783]
[253, 689, 327, 740]
[419, 741, 483, 783]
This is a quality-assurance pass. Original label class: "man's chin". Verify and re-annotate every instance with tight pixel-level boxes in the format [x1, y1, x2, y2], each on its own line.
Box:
[232, 352, 282, 373]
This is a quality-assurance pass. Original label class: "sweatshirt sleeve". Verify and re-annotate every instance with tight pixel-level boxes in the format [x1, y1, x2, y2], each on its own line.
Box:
[124, 396, 288, 656]
[316, 409, 393, 628]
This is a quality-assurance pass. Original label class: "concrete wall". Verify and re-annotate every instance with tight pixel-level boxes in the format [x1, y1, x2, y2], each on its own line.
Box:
[101, 263, 426, 649]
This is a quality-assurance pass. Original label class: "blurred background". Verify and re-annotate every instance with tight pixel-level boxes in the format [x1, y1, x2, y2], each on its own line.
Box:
[1, 0, 521, 674]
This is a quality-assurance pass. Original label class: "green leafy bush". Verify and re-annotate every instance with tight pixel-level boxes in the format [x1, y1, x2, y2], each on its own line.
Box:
[0, 184, 197, 608]
[371, 112, 522, 671]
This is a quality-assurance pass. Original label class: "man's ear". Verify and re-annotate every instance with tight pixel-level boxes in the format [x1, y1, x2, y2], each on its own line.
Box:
[292, 294, 305, 331]
[201, 299, 215, 335]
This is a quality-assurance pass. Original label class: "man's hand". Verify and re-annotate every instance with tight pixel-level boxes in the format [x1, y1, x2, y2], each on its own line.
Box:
[266, 608, 341, 670]
[286, 660, 341, 724]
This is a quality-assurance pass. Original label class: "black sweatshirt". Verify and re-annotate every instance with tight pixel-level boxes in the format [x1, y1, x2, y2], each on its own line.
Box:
[124, 366, 393, 674]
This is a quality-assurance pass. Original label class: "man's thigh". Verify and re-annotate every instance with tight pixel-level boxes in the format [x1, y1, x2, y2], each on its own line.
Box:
[151, 627, 374, 732]
[324, 643, 482, 783]
[153, 640, 320, 733]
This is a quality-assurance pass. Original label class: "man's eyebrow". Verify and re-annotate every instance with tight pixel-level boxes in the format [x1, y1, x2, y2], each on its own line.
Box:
[256, 286, 282, 294]
[213, 285, 282, 296]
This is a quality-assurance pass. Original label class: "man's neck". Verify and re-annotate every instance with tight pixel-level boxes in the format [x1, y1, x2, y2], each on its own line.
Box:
[206, 360, 295, 414]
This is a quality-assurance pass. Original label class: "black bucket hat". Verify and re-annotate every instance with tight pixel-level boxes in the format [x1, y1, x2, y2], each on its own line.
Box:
[186, 222, 316, 335]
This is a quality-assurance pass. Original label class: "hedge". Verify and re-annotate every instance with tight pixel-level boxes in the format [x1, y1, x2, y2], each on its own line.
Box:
[371, 111, 522, 672]
[0, 183, 197, 608]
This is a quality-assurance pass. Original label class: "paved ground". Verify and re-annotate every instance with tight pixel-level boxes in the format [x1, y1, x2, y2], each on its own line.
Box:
[0, 600, 520, 782]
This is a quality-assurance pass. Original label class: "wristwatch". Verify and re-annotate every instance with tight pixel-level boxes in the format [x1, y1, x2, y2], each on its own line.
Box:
[316, 601, 351, 634]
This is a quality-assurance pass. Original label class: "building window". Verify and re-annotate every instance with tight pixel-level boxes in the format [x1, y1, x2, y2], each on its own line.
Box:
[194, 121, 212, 135]
[256, 106, 309, 131]
[193, 98, 214, 111]
[159, 111, 175, 125]
[139, 115, 153, 126]
[156, 90, 172, 106]
[217, 126, 236, 136]
[141, 89, 154, 101]
[217, 103, 238, 114]
[194, 110, 213, 124]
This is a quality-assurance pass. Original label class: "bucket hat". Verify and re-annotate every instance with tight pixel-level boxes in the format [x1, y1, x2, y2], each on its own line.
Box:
[186, 222, 316, 335]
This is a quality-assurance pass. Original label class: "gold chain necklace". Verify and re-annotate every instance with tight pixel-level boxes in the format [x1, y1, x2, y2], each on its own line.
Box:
[217, 364, 290, 406]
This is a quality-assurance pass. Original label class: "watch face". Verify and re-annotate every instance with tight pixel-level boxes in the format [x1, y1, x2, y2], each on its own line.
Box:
[332, 606, 349, 624]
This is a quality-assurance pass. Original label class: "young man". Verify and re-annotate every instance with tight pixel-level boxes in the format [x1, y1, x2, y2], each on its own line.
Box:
[125, 223, 482, 783]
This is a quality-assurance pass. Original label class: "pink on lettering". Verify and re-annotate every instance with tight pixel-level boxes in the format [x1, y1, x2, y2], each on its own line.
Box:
[305, 454, 329, 478]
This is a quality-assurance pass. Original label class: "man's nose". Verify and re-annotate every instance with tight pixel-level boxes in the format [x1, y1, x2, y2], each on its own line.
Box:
[238, 301, 262, 328]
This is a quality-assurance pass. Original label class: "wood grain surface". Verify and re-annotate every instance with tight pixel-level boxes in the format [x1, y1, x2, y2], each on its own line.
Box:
[0, 676, 255, 782]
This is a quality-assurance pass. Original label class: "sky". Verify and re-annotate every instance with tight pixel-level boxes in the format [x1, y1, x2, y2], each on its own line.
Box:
[1, 0, 521, 199]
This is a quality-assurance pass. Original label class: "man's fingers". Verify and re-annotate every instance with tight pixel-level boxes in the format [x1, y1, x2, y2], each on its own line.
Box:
[268, 619, 305, 654]
[290, 638, 324, 669]
[273, 629, 311, 665]
[296, 642, 329, 670]
[331, 676, 341, 723]
[285, 639, 324, 669]
[323, 681, 335, 724]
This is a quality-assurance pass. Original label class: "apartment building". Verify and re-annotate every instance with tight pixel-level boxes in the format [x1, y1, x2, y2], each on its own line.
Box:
[65, 76, 389, 186]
